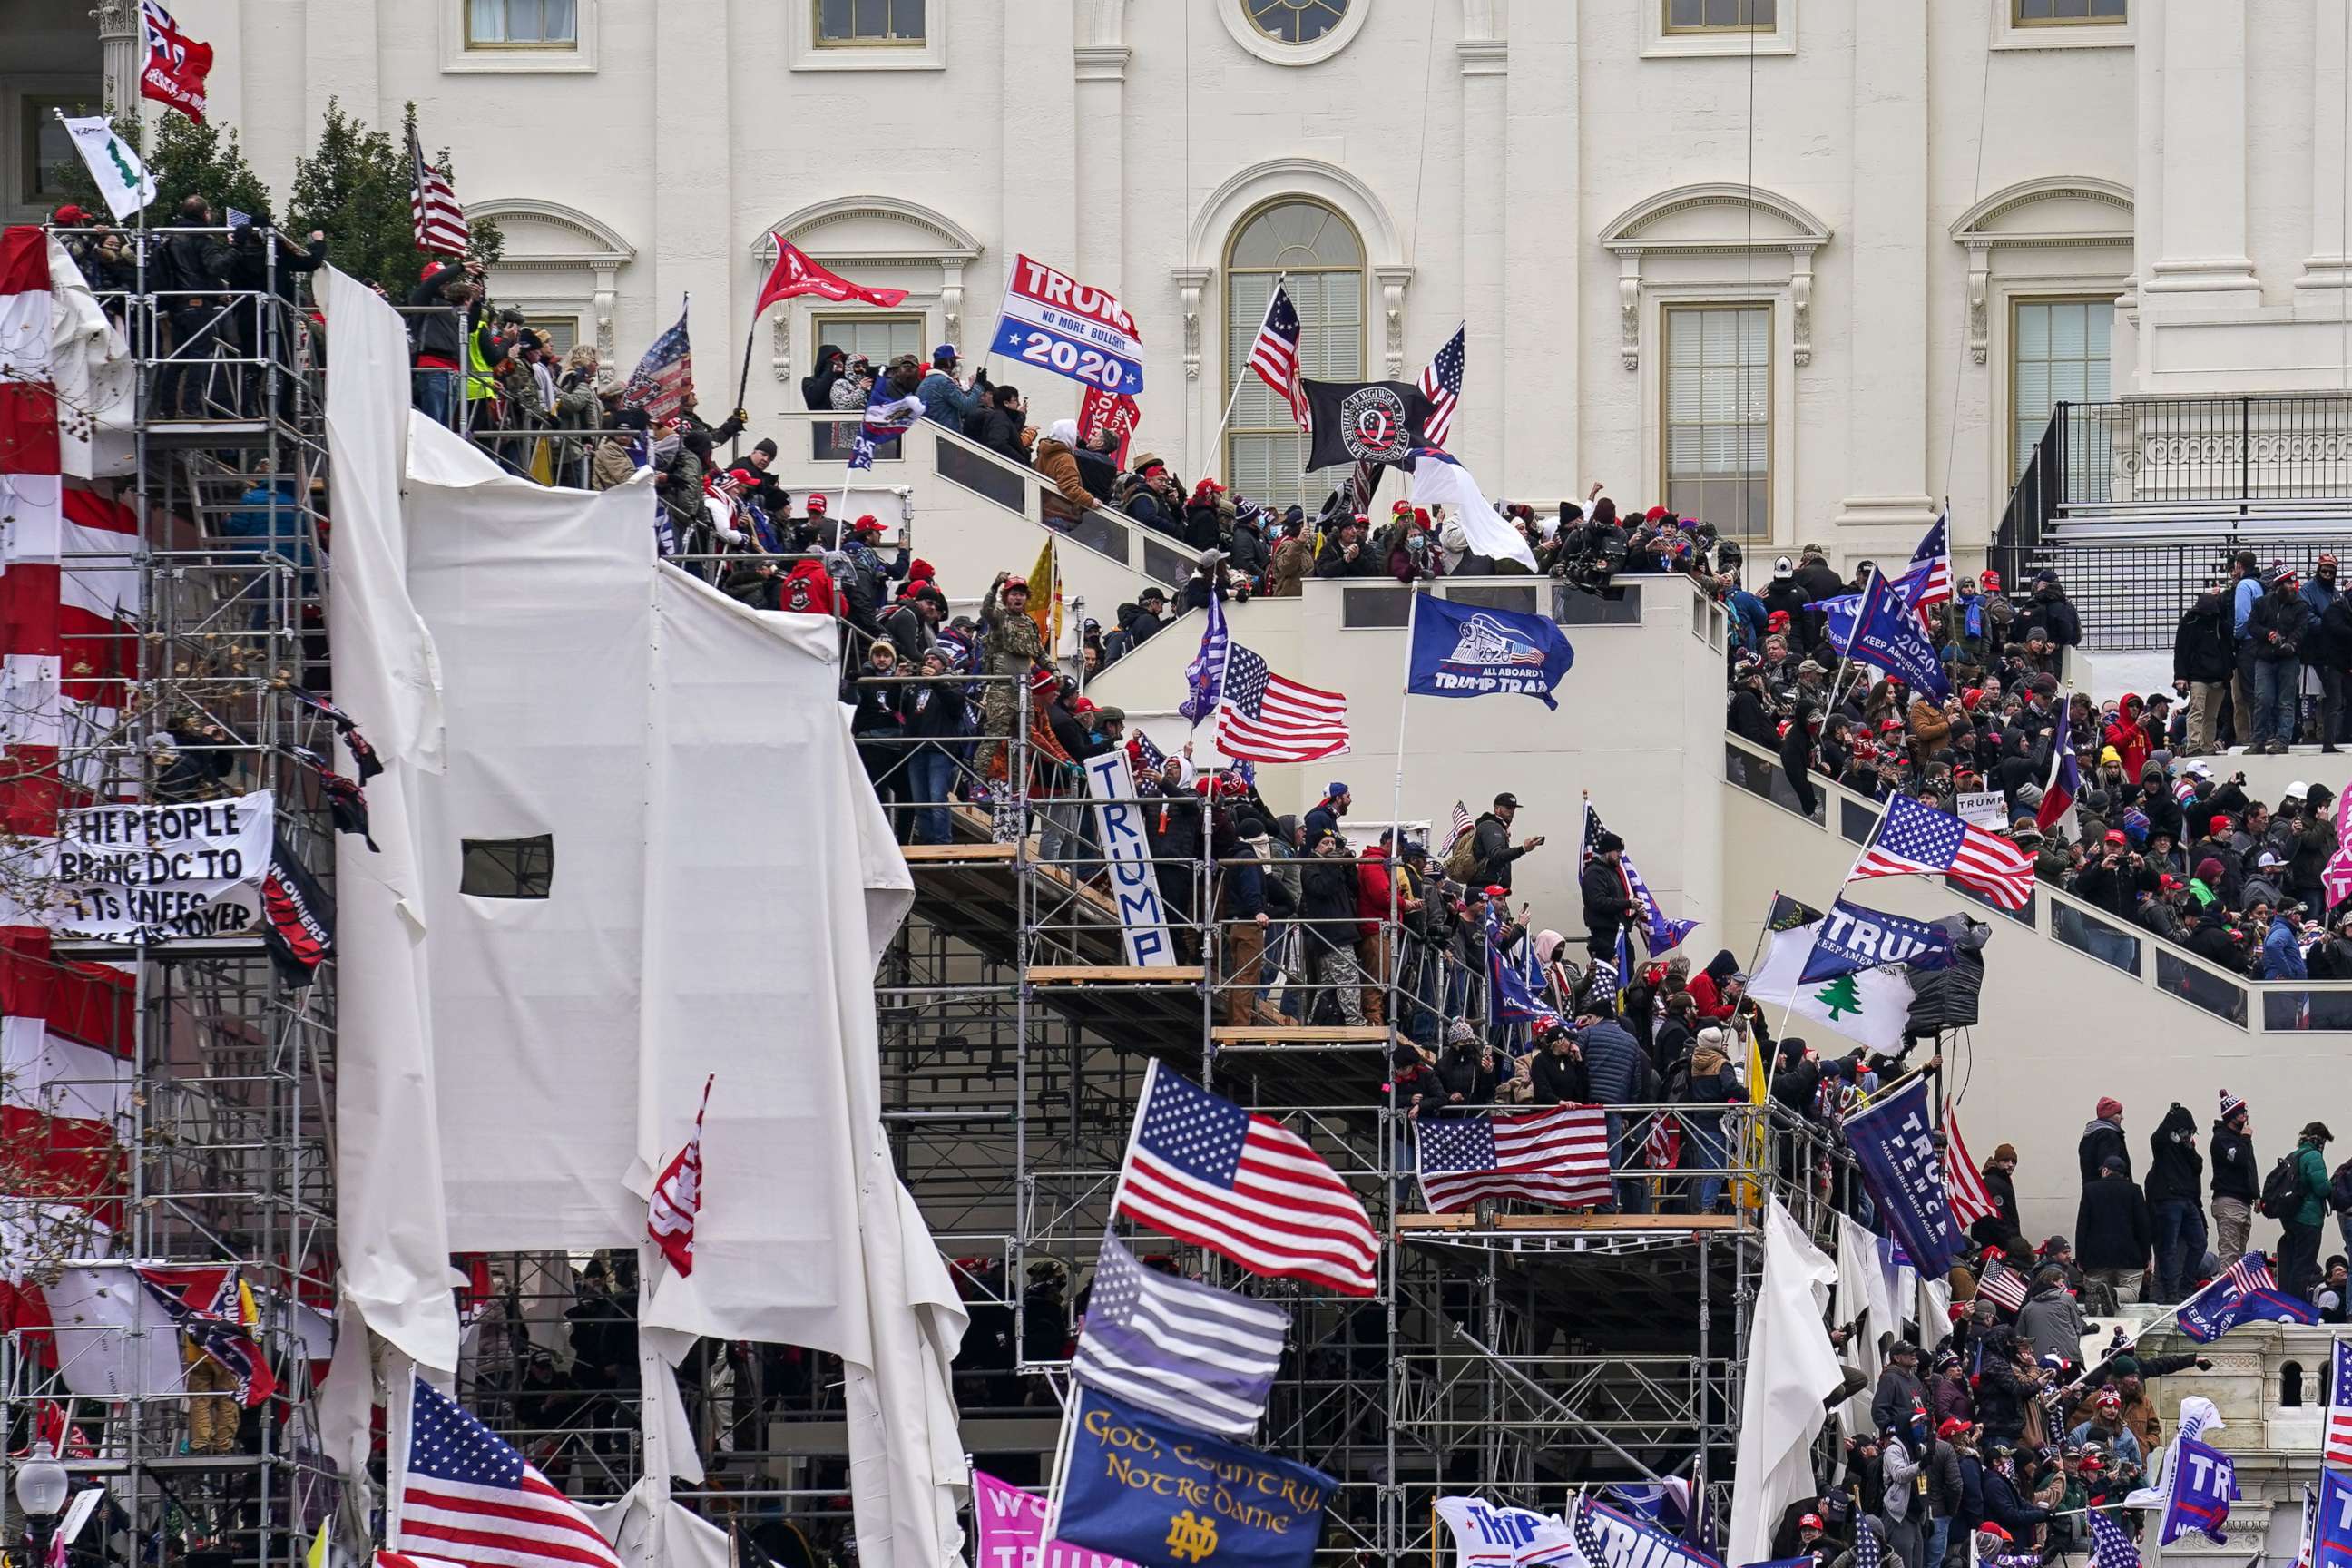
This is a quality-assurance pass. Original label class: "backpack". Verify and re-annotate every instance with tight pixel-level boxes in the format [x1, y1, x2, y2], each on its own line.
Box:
[2331, 1159, 2352, 1215]
[2259, 1152, 2303, 1220]
[1443, 821, 1486, 886]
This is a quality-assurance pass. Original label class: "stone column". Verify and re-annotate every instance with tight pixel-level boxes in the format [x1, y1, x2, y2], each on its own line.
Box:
[1835, 0, 1937, 535]
[2298, 0, 2351, 291]
[93, 0, 140, 118]
[2146, 0, 2259, 301]
[652, 0, 733, 406]
[1456, 2, 1505, 480]
[1503, 2, 1577, 499]
[1073, 0, 1128, 299]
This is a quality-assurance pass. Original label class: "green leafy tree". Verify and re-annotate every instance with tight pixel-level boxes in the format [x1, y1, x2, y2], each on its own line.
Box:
[1812, 972, 1864, 1022]
[286, 99, 501, 292]
[51, 110, 274, 228]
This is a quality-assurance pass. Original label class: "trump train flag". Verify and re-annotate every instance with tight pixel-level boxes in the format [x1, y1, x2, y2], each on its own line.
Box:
[1406, 594, 1574, 709]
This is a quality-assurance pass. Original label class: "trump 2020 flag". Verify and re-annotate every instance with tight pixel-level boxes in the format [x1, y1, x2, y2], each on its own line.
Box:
[1406, 448, 1539, 572]
[2313, 1468, 2352, 1568]
[1837, 1076, 1962, 1279]
[1053, 1387, 1334, 1568]
[646, 1073, 713, 1276]
[1433, 1498, 1582, 1568]
[851, 381, 925, 473]
[1838, 565, 1951, 701]
[1796, 897, 1956, 985]
[1407, 595, 1574, 709]
[2174, 1251, 2315, 1341]
[2161, 1436, 2239, 1545]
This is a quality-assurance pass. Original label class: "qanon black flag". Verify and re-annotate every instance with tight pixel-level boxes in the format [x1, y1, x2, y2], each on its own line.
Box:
[1302, 378, 1434, 473]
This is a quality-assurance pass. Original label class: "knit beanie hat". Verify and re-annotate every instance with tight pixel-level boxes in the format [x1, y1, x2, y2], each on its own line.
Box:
[2220, 1089, 2248, 1121]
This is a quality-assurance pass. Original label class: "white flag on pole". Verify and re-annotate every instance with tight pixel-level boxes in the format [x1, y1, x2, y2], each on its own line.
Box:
[60, 116, 157, 221]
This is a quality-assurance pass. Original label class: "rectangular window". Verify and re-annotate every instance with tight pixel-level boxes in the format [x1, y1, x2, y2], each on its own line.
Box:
[1664, 0, 1776, 32]
[1225, 270, 1364, 511]
[815, 0, 926, 45]
[460, 835, 555, 898]
[22, 94, 99, 203]
[2011, 297, 2112, 483]
[1661, 304, 1770, 541]
[2012, 0, 2124, 22]
[813, 313, 924, 377]
[467, 0, 578, 46]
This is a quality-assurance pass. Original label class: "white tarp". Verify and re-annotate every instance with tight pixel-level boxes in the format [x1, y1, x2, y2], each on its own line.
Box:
[323, 269, 964, 1568]
[44, 235, 134, 480]
[43, 1265, 184, 1398]
[1728, 1200, 1842, 1567]
[1831, 1211, 1896, 1441]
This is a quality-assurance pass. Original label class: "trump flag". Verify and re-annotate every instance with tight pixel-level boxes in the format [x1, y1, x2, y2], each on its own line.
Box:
[1407, 596, 1574, 709]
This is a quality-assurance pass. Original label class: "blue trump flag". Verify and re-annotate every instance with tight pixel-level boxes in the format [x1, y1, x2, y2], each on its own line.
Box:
[1838, 566, 1952, 701]
[1840, 1075, 1964, 1279]
[2161, 1436, 2240, 1545]
[1797, 897, 1957, 985]
[1054, 1387, 1336, 1568]
[1406, 595, 1575, 710]
[2315, 1469, 2352, 1568]
[2175, 1252, 2317, 1341]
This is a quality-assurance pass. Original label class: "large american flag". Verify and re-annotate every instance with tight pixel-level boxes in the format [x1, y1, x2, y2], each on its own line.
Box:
[1216, 644, 1350, 764]
[2088, 1508, 2141, 1568]
[407, 126, 469, 258]
[1419, 322, 1465, 448]
[1974, 1256, 2029, 1315]
[2325, 1338, 2352, 1465]
[1853, 793, 2036, 910]
[1070, 1233, 1287, 1436]
[1246, 284, 1308, 428]
[622, 299, 694, 424]
[1905, 511, 1953, 621]
[1944, 1105, 2000, 1230]
[1112, 1062, 1377, 1296]
[1416, 1105, 1613, 1213]
[399, 1375, 622, 1568]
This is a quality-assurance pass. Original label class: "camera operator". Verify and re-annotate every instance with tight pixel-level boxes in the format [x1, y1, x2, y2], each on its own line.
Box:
[1549, 485, 1627, 593]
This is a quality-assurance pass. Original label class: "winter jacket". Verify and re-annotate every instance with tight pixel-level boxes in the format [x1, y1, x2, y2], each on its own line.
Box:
[2075, 1172, 2152, 1272]
[1871, 1364, 1929, 1436]
[2265, 914, 2309, 980]
[2173, 591, 2237, 685]
[2013, 1279, 2086, 1364]
[1435, 1044, 1499, 1110]
[2030, 583, 2083, 649]
[1073, 444, 1121, 501]
[1980, 1164, 2022, 1240]
[1978, 1464, 2051, 1539]
[1730, 687, 1780, 750]
[2210, 1119, 2258, 1201]
[1530, 1050, 1586, 1106]
[2249, 586, 2316, 661]
[1227, 521, 1270, 583]
[2293, 1137, 2332, 1228]
[802, 345, 844, 409]
[1471, 812, 1530, 894]
[1576, 1019, 1649, 1104]
[1299, 856, 1361, 954]
[1581, 857, 1634, 947]
[1265, 536, 1313, 598]
[916, 368, 985, 429]
[2077, 1118, 2129, 1186]
[1314, 532, 1383, 578]
[1932, 1372, 1975, 1431]
[2144, 1103, 2204, 1203]
[963, 404, 1032, 465]
[1032, 437, 1097, 510]
[590, 436, 642, 492]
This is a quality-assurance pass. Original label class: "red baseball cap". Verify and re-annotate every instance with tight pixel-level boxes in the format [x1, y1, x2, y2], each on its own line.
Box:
[1799, 1516, 1824, 1532]
[806, 494, 828, 512]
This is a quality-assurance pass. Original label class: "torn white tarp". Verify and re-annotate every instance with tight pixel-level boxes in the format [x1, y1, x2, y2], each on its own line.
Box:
[1728, 1199, 1843, 1567]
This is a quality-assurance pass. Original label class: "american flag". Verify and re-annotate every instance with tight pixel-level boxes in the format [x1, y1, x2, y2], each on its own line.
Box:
[622, 299, 693, 424]
[2326, 1338, 2352, 1465]
[224, 206, 251, 230]
[1571, 1495, 1613, 1568]
[1583, 800, 1698, 952]
[1854, 1517, 1885, 1568]
[1644, 1111, 1681, 1171]
[1246, 284, 1308, 428]
[1416, 1105, 1613, 1212]
[1419, 322, 1465, 448]
[1132, 730, 1167, 777]
[398, 1375, 623, 1568]
[646, 1073, 712, 1276]
[1448, 800, 1474, 850]
[2088, 1509, 2141, 1568]
[1112, 1062, 1377, 1296]
[1905, 511, 1953, 621]
[1216, 644, 1350, 764]
[1974, 1256, 2029, 1315]
[1853, 793, 2036, 910]
[407, 126, 468, 258]
[1944, 1105, 2000, 1230]
[1069, 1234, 1287, 1437]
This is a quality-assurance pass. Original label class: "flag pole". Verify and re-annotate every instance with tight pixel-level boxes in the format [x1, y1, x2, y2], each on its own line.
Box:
[1386, 590, 1420, 1050]
[1206, 271, 1289, 480]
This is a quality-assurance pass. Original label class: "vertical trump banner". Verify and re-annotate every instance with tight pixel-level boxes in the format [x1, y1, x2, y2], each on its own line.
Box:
[1085, 750, 1175, 968]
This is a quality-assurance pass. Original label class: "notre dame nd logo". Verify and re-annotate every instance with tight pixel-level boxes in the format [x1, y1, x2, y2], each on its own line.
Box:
[1165, 1510, 1220, 1563]
[1337, 385, 1408, 463]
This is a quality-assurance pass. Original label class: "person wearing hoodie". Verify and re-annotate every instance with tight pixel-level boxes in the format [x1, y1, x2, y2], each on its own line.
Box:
[2210, 1091, 2259, 1266]
[1688, 949, 1743, 1021]
[2283, 1122, 2337, 1301]
[1032, 419, 1098, 510]
[1676, 1025, 1744, 1213]
[1976, 1143, 2024, 1247]
[2077, 1099, 2129, 1187]
[2144, 1103, 2208, 1301]
[801, 343, 847, 409]
[2264, 904, 2309, 981]
[2013, 1263, 2085, 1365]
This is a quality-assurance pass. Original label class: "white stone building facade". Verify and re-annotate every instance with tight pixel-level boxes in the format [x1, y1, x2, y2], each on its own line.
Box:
[6, 0, 2350, 558]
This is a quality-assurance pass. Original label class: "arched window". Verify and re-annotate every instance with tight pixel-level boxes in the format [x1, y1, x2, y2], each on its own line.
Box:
[1224, 200, 1364, 510]
[2282, 1359, 2305, 1407]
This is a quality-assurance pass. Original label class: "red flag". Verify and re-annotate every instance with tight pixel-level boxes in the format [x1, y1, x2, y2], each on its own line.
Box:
[1077, 387, 1142, 467]
[138, 1, 213, 123]
[754, 238, 908, 316]
[647, 1074, 714, 1275]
